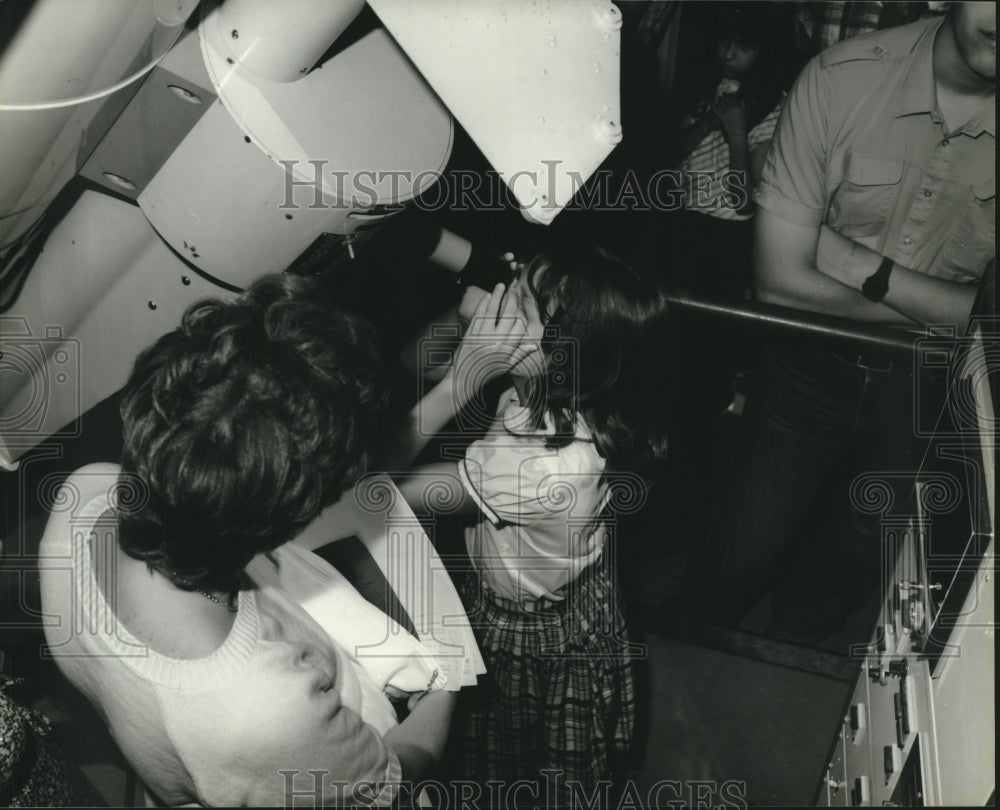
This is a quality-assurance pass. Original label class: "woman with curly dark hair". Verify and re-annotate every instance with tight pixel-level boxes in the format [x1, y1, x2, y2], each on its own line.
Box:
[39, 274, 455, 807]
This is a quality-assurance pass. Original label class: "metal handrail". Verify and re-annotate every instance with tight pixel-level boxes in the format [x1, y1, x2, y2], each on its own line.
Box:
[665, 260, 994, 354]
[665, 292, 925, 356]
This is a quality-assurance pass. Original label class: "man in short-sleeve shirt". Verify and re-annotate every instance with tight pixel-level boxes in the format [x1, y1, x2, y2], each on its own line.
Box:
[679, 4, 995, 641]
[755, 6, 993, 321]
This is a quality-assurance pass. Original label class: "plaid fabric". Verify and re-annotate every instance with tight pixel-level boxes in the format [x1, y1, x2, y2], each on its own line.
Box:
[811, 1, 928, 51]
[461, 562, 636, 800]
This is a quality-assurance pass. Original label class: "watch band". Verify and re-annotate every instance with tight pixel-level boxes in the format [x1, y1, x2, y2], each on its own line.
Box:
[861, 256, 894, 302]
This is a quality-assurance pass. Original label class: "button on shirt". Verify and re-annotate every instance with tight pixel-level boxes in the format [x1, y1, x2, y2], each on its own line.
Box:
[754, 16, 995, 283]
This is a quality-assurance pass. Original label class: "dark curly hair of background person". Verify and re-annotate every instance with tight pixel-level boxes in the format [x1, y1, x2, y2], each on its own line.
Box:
[117, 273, 386, 592]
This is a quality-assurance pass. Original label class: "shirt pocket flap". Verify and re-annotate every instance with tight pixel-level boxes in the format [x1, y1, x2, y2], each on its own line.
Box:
[972, 179, 995, 201]
[843, 154, 903, 186]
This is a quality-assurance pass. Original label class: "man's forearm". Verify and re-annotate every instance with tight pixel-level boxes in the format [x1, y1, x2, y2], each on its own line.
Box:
[754, 271, 912, 323]
[883, 266, 978, 328]
[753, 211, 914, 325]
[815, 226, 979, 328]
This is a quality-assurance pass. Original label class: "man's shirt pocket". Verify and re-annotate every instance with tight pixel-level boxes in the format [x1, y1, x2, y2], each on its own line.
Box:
[827, 153, 903, 236]
[935, 178, 995, 281]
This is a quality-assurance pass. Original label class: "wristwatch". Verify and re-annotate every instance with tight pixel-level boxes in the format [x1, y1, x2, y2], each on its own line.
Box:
[861, 256, 894, 302]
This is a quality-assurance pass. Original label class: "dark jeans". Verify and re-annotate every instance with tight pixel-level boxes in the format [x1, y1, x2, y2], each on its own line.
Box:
[680, 342, 942, 638]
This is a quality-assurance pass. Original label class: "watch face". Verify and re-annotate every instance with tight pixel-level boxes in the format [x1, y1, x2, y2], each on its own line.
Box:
[862, 280, 887, 302]
[862, 259, 893, 302]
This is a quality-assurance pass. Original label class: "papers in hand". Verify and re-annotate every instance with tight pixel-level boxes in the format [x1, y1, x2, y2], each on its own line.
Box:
[287, 474, 485, 690]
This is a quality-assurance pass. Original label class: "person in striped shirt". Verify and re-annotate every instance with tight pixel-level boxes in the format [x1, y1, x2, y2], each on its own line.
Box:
[667, 2, 806, 297]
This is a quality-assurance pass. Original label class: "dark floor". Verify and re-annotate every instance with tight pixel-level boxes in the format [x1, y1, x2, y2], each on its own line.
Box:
[625, 630, 851, 807]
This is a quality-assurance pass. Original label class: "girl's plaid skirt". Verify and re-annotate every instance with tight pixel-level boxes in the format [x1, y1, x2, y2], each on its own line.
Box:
[460, 561, 637, 795]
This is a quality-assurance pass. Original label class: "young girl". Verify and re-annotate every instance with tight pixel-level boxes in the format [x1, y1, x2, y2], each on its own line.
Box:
[667, 1, 804, 296]
[392, 243, 668, 798]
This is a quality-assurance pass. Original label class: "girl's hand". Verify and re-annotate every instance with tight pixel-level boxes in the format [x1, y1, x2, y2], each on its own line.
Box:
[710, 94, 747, 141]
[452, 283, 537, 394]
[500, 251, 525, 276]
[458, 252, 523, 327]
[457, 285, 490, 328]
[383, 685, 439, 712]
[383, 685, 412, 702]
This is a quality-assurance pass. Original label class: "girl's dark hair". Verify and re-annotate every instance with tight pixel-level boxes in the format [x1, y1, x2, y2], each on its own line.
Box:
[679, 2, 806, 131]
[521, 244, 670, 477]
[117, 274, 385, 592]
